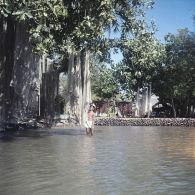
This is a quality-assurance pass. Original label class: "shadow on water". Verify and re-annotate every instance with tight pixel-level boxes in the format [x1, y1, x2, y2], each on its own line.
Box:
[0, 128, 85, 142]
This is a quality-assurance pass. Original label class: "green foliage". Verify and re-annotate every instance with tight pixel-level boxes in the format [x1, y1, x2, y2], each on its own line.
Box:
[113, 26, 195, 117]
[1, 0, 161, 103]
[114, 28, 165, 93]
[0, 0, 154, 59]
[152, 29, 195, 117]
[91, 59, 119, 100]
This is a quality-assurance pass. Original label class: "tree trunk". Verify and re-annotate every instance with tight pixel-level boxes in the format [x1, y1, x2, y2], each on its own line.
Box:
[11, 22, 41, 120]
[144, 86, 148, 116]
[64, 48, 91, 125]
[40, 71, 59, 122]
[81, 49, 91, 125]
[171, 98, 176, 118]
[135, 87, 140, 117]
[64, 51, 75, 118]
[147, 82, 152, 118]
[75, 51, 82, 124]
[0, 16, 16, 122]
[0, 18, 44, 123]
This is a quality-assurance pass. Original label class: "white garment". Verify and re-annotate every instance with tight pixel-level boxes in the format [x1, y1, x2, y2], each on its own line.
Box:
[85, 121, 93, 128]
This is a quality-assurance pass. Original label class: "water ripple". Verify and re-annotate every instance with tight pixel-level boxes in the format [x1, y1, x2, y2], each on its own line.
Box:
[0, 126, 195, 194]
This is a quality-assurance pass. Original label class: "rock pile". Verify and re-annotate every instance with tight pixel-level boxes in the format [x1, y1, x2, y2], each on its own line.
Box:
[95, 118, 195, 127]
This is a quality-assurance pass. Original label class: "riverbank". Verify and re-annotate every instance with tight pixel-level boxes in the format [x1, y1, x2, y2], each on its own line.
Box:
[1, 117, 195, 132]
[95, 117, 195, 127]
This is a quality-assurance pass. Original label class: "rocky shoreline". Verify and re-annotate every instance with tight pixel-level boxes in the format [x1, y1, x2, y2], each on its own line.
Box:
[95, 117, 195, 127]
[1, 118, 195, 132]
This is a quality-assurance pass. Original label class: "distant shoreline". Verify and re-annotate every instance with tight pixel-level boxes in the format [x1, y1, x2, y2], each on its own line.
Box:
[95, 117, 195, 127]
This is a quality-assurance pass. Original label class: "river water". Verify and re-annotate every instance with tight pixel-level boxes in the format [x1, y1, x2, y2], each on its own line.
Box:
[0, 126, 195, 195]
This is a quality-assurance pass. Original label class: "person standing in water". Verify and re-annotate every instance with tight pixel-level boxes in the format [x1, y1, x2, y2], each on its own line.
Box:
[85, 103, 96, 136]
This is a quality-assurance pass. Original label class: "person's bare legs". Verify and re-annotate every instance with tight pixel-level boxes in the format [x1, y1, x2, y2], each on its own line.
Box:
[86, 128, 90, 135]
[89, 128, 93, 136]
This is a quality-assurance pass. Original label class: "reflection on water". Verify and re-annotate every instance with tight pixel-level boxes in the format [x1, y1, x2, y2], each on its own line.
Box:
[0, 126, 195, 195]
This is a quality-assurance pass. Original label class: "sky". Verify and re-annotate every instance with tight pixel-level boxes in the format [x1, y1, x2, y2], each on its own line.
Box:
[147, 0, 195, 41]
[111, 0, 195, 63]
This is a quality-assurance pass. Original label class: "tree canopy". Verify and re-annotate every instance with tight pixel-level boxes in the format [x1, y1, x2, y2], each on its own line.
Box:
[152, 29, 195, 117]
[0, 0, 154, 59]
[91, 60, 120, 100]
[113, 28, 165, 96]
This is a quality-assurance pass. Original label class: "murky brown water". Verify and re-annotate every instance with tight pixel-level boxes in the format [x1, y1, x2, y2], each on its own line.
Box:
[0, 126, 195, 195]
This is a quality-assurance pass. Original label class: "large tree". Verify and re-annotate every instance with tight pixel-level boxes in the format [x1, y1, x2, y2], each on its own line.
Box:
[0, 0, 155, 124]
[91, 61, 120, 100]
[113, 25, 165, 98]
[152, 29, 195, 117]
